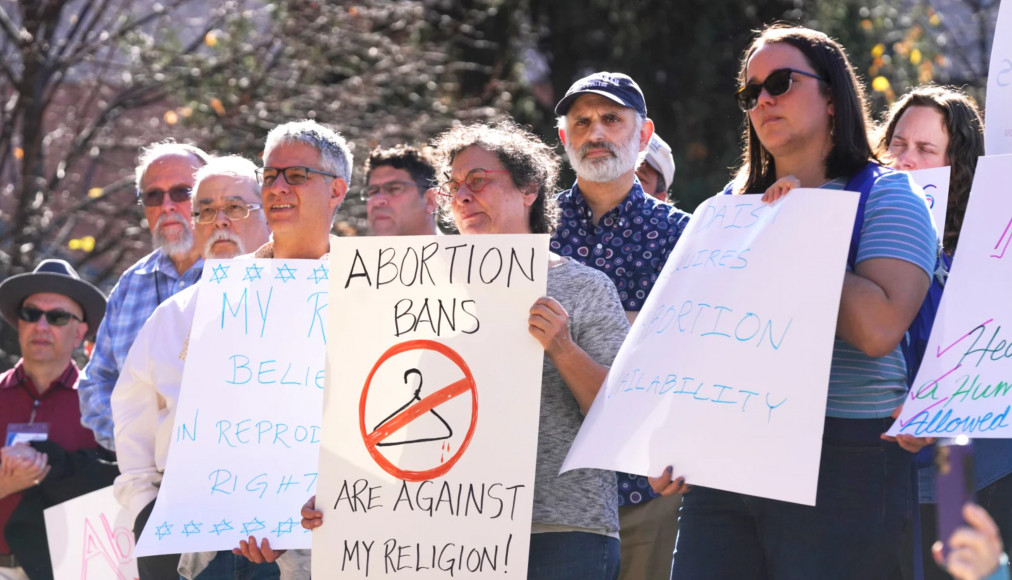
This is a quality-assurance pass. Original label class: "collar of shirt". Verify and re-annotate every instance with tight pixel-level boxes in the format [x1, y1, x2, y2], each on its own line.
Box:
[0, 359, 79, 395]
[567, 179, 648, 228]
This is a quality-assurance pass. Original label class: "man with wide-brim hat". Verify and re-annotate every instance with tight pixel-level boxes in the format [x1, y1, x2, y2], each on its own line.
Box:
[0, 259, 107, 580]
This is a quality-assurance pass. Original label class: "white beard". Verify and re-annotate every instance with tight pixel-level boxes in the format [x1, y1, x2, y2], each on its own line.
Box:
[565, 130, 642, 183]
[153, 213, 195, 257]
[203, 228, 245, 259]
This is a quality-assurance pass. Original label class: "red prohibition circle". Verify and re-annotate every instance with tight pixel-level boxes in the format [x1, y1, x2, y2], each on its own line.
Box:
[359, 339, 478, 482]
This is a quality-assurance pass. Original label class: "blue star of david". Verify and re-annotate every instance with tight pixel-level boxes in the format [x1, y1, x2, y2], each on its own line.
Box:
[307, 264, 329, 284]
[275, 264, 297, 283]
[243, 264, 264, 282]
[272, 517, 297, 537]
[154, 522, 173, 539]
[242, 517, 266, 537]
[211, 519, 234, 536]
[209, 264, 230, 284]
[182, 520, 202, 536]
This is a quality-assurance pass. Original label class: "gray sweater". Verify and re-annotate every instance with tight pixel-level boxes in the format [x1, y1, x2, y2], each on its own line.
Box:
[533, 258, 629, 533]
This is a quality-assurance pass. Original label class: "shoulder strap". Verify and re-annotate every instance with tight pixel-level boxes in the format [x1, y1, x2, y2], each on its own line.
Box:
[846, 162, 893, 269]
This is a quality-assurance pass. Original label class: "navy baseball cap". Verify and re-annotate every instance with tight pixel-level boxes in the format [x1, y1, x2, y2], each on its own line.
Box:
[554, 72, 647, 116]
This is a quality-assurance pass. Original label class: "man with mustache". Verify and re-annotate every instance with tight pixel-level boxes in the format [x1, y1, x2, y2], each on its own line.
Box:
[552, 72, 690, 580]
[76, 141, 209, 574]
[112, 155, 273, 579]
[363, 145, 438, 236]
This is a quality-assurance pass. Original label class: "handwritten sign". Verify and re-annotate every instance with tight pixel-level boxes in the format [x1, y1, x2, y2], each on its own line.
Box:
[986, 0, 1012, 155]
[44, 486, 138, 580]
[889, 155, 1012, 437]
[135, 259, 327, 556]
[909, 166, 951, 241]
[562, 192, 857, 506]
[314, 235, 548, 578]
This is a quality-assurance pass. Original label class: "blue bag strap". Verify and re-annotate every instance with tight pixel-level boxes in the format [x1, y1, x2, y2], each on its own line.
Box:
[845, 162, 892, 269]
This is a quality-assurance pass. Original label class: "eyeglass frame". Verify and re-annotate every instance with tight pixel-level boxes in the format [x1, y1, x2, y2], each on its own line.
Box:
[437, 168, 513, 199]
[258, 166, 338, 186]
[136, 185, 193, 207]
[18, 306, 83, 326]
[736, 68, 827, 112]
[192, 201, 264, 224]
[359, 180, 422, 202]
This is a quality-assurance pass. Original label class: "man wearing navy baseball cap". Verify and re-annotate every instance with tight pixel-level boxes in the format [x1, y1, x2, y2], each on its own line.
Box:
[551, 71, 690, 580]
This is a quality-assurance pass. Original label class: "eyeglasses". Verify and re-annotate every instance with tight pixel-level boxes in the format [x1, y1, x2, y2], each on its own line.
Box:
[259, 166, 337, 186]
[359, 180, 419, 202]
[736, 68, 827, 112]
[438, 169, 512, 199]
[136, 185, 193, 207]
[18, 306, 82, 326]
[192, 202, 263, 224]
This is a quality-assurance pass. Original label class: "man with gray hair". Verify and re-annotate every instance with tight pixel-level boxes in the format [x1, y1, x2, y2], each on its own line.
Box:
[636, 132, 676, 202]
[113, 154, 273, 579]
[552, 72, 690, 580]
[78, 141, 210, 457]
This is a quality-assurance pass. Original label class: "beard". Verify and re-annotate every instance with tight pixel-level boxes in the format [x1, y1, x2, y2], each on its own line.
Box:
[565, 129, 642, 183]
[153, 212, 194, 257]
[202, 228, 245, 259]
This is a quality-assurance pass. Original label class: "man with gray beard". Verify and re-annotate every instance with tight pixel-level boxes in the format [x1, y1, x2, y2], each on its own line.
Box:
[551, 72, 690, 580]
[78, 142, 210, 461]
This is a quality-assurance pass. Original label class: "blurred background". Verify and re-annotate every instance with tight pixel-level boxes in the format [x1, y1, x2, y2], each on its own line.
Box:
[0, 0, 1001, 365]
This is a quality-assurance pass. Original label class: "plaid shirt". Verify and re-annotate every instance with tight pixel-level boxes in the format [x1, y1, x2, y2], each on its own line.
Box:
[551, 180, 690, 506]
[78, 249, 203, 451]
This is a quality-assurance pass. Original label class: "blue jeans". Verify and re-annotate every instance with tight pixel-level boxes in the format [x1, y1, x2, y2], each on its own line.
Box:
[528, 532, 619, 580]
[671, 417, 912, 580]
[193, 552, 280, 580]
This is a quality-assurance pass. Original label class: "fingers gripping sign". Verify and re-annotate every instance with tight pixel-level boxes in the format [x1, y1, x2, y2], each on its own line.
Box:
[528, 296, 575, 358]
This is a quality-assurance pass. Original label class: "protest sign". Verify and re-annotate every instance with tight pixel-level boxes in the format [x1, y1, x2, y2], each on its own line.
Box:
[909, 166, 951, 241]
[888, 154, 1012, 437]
[986, 0, 1012, 155]
[44, 486, 138, 580]
[135, 259, 327, 556]
[315, 234, 548, 578]
[563, 191, 857, 506]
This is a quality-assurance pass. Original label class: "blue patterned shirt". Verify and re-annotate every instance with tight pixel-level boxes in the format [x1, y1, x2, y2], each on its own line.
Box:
[551, 180, 690, 506]
[551, 181, 690, 311]
[78, 249, 203, 450]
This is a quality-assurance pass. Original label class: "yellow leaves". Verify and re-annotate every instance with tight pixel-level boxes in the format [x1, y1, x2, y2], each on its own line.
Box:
[13, 147, 23, 160]
[871, 76, 891, 92]
[209, 97, 226, 116]
[929, 12, 941, 27]
[871, 44, 885, 58]
[87, 187, 104, 198]
[204, 31, 218, 47]
[163, 110, 179, 125]
[861, 19, 873, 31]
[68, 236, 95, 252]
[910, 49, 922, 66]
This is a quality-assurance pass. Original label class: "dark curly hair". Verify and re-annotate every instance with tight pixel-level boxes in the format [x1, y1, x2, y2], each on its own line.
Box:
[732, 24, 875, 194]
[431, 119, 561, 235]
[363, 145, 437, 194]
[875, 85, 983, 254]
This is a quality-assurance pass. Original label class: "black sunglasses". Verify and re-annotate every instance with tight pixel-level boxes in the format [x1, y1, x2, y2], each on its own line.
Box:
[736, 68, 827, 112]
[18, 306, 83, 326]
[137, 185, 193, 207]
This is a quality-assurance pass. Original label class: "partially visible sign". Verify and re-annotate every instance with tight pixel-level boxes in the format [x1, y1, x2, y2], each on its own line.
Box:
[986, 0, 1012, 155]
[909, 166, 951, 242]
[44, 486, 138, 580]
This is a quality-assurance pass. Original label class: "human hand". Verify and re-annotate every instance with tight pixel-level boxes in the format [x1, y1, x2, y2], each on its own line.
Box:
[233, 536, 286, 564]
[0, 446, 49, 497]
[881, 403, 936, 453]
[301, 495, 323, 530]
[528, 297, 574, 358]
[933, 503, 1005, 580]
[647, 466, 691, 496]
[762, 175, 800, 203]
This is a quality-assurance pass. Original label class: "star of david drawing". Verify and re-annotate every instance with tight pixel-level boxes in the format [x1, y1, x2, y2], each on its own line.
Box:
[182, 520, 203, 536]
[209, 264, 230, 284]
[272, 517, 297, 537]
[275, 264, 297, 283]
[243, 264, 264, 282]
[242, 517, 266, 537]
[307, 264, 329, 284]
[211, 519, 234, 536]
[154, 522, 173, 539]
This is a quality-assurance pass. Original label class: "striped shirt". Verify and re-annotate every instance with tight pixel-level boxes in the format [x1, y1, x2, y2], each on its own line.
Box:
[822, 171, 937, 418]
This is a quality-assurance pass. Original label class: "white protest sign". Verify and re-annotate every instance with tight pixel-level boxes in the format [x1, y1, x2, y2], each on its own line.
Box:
[136, 259, 327, 556]
[888, 154, 1012, 437]
[44, 486, 138, 580]
[314, 234, 548, 578]
[986, 0, 1012, 155]
[909, 166, 950, 241]
[563, 191, 857, 506]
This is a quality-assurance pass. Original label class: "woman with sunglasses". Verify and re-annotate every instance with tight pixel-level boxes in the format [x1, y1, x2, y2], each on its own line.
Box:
[668, 25, 937, 579]
[876, 86, 1005, 580]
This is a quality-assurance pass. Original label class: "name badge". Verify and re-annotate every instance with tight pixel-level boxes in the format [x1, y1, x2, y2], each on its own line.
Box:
[5, 423, 49, 446]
